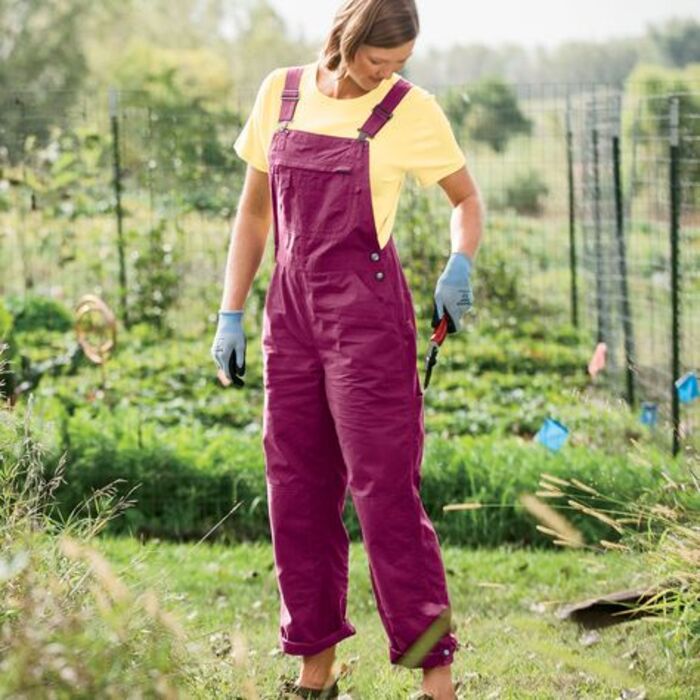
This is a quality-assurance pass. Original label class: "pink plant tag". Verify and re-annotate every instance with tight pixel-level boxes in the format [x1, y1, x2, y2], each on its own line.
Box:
[587, 342, 607, 378]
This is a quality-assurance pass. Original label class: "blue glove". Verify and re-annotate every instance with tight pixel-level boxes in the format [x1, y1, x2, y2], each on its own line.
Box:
[210, 310, 246, 387]
[432, 252, 474, 333]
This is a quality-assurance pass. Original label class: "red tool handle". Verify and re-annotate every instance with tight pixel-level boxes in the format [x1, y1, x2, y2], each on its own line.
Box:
[430, 315, 449, 346]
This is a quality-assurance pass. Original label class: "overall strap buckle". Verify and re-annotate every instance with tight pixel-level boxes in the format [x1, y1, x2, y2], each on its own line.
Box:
[278, 67, 304, 126]
[356, 78, 411, 140]
[371, 104, 394, 122]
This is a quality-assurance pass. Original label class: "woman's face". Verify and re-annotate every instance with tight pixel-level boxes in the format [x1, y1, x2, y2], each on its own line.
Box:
[346, 40, 415, 90]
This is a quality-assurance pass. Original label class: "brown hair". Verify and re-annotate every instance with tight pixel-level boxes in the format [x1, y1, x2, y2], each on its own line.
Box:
[319, 0, 419, 81]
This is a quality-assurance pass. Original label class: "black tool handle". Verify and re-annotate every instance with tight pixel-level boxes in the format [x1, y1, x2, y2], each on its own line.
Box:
[228, 350, 245, 387]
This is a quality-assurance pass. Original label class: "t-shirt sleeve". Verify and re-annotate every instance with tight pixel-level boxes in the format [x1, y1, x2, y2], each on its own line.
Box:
[233, 70, 278, 173]
[404, 92, 466, 189]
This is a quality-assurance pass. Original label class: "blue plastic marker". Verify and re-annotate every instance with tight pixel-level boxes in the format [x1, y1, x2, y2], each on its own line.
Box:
[535, 417, 569, 452]
[675, 371, 699, 404]
[640, 401, 658, 427]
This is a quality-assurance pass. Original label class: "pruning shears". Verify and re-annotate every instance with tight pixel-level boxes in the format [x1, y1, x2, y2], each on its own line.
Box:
[423, 315, 449, 391]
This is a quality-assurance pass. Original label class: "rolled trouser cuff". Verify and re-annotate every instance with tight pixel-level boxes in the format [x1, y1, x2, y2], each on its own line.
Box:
[390, 626, 459, 669]
[279, 620, 357, 656]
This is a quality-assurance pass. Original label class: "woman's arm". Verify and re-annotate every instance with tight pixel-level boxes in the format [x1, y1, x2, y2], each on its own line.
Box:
[219, 165, 273, 310]
[437, 163, 485, 261]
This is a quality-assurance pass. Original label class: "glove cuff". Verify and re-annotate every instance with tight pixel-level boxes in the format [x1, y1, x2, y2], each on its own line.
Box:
[447, 251, 473, 276]
[217, 309, 244, 329]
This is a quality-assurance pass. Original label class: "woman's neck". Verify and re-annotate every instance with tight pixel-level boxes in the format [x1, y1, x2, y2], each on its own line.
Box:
[316, 63, 369, 99]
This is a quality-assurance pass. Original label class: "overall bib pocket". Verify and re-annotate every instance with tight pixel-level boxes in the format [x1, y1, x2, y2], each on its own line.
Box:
[272, 160, 355, 235]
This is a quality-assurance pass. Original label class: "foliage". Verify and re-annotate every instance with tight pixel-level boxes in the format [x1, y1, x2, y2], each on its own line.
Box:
[468, 246, 524, 312]
[462, 77, 532, 153]
[624, 62, 700, 205]
[0, 0, 92, 164]
[111, 42, 245, 215]
[0, 297, 17, 399]
[534, 450, 700, 664]
[441, 85, 471, 135]
[4, 126, 111, 221]
[3, 292, 73, 332]
[2, 223, 682, 545]
[648, 17, 700, 67]
[101, 36, 244, 214]
[128, 219, 183, 332]
[22, 392, 676, 547]
[111, 39, 233, 106]
[1, 381, 692, 699]
[47, 401, 267, 541]
[396, 180, 449, 312]
[499, 168, 549, 215]
[0, 355, 193, 696]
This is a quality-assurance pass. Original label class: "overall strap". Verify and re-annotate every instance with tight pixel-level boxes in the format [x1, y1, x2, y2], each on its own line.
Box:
[357, 77, 413, 140]
[278, 67, 304, 126]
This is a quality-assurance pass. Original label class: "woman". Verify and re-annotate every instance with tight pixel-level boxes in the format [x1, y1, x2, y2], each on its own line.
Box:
[211, 1, 484, 698]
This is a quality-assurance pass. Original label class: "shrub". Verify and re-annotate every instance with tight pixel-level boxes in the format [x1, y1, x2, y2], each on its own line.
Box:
[500, 169, 549, 215]
[4, 292, 73, 332]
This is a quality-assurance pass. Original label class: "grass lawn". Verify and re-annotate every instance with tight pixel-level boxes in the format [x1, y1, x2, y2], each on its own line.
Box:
[94, 535, 697, 699]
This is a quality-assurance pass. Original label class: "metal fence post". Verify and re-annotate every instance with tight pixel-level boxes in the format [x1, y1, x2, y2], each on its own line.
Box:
[566, 91, 579, 328]
[590, 94, 605, 346]
[109, 87, 129, 329]
[668, 96, 681, 456]
[612, 92, 636, 408]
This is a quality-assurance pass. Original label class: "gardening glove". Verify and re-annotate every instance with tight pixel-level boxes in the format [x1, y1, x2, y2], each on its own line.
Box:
[210, 309, 246, 387]
[432, 251, 474, 333]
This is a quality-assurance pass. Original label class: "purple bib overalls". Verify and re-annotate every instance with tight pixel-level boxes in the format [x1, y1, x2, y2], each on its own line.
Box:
[261, 66, 458, 669]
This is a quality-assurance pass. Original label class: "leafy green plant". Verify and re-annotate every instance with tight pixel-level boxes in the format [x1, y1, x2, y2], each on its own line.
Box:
[500, 168, 549, 215]
[128, 218, 182, 331]
[4, 292, 73, 332]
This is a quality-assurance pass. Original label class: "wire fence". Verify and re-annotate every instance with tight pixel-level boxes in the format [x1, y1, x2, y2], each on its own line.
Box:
[572, 86, 699, 455]
[1, 80, 698, 455]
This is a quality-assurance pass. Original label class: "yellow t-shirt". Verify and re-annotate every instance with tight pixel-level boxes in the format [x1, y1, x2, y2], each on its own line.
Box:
[233, 60, 466, 250]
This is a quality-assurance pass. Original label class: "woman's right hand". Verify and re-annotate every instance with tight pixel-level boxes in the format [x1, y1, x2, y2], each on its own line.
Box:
[210, 165, 270, 387]
[211, 310, 246, 387]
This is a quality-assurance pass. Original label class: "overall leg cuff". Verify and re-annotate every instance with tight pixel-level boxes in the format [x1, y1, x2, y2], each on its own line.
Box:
[390, 633, 458, 669]
[280, 620, 357, 656]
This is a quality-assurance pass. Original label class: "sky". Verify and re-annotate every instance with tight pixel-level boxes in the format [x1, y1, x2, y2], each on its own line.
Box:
[266, 0, 700, 53]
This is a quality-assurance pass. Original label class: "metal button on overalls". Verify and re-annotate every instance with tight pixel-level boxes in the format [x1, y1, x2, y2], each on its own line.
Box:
[261, 65, 458, 669]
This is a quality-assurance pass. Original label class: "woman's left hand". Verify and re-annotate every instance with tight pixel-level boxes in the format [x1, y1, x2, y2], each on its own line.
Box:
[432, 251, 474, 333]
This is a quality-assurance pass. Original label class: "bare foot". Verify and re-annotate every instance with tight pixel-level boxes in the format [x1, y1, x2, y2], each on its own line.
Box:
[421, 663, 456, 700]
[296, 644, 338, 690]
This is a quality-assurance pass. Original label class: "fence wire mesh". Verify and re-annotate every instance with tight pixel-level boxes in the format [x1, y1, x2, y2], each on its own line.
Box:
[1, 80, 698, 454]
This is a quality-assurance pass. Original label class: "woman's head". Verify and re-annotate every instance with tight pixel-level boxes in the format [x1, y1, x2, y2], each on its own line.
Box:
[319, 0, 419, 90]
